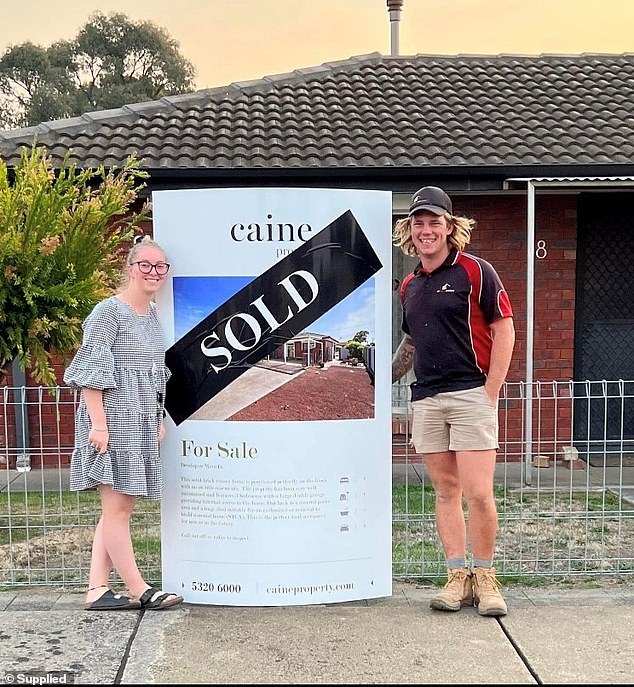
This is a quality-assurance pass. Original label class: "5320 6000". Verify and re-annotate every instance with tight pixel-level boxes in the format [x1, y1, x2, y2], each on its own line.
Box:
[190, 581, 242, 593]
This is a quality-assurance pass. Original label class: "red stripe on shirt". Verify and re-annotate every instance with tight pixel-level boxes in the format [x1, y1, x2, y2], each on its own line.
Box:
[400, 272, 416, 303]
[457, 253, 492, 374]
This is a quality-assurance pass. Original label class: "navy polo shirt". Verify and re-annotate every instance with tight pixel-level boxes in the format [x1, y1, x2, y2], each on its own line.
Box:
[400, 249, 513, 401]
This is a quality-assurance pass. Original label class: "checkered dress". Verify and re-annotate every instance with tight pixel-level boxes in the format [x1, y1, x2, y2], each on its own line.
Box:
[64, 296, 170, 500]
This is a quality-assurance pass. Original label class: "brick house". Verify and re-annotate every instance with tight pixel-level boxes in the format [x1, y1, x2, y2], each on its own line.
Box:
[269, 333, 341, 366]
[1, 53, 633, 467]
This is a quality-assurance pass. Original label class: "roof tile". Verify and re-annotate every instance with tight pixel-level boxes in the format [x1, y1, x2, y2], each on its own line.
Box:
[1, 53, 633, 170]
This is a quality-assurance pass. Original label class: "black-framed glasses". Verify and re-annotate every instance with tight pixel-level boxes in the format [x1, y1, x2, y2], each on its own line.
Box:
[131, 260, 171, 276]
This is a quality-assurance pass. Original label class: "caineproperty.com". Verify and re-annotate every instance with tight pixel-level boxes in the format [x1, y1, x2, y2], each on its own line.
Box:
[266, 583, 354, 596]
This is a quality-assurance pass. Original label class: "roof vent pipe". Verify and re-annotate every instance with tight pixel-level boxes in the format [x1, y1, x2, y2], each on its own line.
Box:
[387, 0, 404, 56]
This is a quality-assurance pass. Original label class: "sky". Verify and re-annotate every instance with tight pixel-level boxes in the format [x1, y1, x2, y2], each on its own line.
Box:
[174, 276, 375, 342]
[2, 0, 634, 91]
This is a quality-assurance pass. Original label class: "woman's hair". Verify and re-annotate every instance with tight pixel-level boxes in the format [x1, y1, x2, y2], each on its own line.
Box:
[126, 234, 165, 264]
[118, 235, 167, 288]
[392, 213, 475, 257]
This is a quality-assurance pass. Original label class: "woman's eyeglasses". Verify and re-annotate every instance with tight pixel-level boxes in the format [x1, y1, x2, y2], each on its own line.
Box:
[131, 260, 171, 276]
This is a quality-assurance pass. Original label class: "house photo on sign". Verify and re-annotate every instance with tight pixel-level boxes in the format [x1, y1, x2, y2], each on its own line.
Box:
[173, 279, 376, 422]
[165, 209, 380, 424]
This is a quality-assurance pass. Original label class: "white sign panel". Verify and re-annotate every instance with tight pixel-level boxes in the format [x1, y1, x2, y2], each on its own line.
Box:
[153, 188, 392, 605]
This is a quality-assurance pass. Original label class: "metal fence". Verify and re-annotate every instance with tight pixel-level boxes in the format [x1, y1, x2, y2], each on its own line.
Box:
[1, 381, 633, 587]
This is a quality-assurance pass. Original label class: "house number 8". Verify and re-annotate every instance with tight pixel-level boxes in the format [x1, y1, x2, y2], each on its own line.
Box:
[536, 240, 548, 259]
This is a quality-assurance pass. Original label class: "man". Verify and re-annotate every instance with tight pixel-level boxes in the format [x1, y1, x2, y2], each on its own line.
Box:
[392, 186, 515, 616]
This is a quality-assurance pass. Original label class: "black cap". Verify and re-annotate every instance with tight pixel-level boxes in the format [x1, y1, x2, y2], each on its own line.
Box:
[408, 186, 452, 217]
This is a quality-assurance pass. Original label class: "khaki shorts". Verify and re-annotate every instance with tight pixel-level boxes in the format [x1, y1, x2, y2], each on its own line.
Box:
[411, 386, 499, 454]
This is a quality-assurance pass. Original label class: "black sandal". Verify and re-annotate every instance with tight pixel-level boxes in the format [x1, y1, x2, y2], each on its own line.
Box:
[84, 588, 141, 611]
[138, 586, 184, 610]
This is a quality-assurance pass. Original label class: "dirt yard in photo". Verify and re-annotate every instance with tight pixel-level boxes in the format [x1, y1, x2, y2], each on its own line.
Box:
[228, 363, 374, 421]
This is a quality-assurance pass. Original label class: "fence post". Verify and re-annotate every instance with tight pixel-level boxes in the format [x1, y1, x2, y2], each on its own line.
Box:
[11, 359, 31, 472]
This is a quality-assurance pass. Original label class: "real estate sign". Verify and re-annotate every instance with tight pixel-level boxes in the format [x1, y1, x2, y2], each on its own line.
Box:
[153, 188, 392, 605]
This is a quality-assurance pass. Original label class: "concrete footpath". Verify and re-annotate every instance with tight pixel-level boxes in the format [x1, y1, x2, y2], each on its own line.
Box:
[1, 581, 633, 684]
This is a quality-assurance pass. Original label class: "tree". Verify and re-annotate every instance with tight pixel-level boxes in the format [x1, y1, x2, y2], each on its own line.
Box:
[0, 12, 195, 128]
[0, 145, 150, 385]
[353, 330, 369, 343]
[345, 341, 364, 359]
[0, 42, 76, 128]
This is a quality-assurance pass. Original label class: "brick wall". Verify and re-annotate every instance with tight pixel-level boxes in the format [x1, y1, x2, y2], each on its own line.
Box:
[3, 196, 578, 467]
[457, 193, 577, 383]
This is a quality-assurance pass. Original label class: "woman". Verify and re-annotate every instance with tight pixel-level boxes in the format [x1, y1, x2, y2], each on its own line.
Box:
[65, 236, 183, 611]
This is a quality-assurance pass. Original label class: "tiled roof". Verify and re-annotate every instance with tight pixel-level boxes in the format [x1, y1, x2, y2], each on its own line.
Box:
[1, 52, 633, 171]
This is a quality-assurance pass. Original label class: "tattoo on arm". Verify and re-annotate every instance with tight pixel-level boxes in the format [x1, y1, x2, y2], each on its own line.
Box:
[392, 335, 415, 383]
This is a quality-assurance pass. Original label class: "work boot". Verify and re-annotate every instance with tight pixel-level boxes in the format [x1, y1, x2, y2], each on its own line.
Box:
[429, 568, 473, 611]
[472, 566, 507, 617]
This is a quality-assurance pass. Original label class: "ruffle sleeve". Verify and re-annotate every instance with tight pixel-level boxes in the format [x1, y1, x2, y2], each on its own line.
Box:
[63, 344, 117, 390]
[63, 298, 119, 390]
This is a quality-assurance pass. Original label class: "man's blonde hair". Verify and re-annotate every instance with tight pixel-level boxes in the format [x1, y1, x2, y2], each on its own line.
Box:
[392, 213, 475, 257]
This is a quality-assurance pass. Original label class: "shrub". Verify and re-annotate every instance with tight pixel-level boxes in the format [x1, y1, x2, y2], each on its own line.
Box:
[0, 145, 149, 385]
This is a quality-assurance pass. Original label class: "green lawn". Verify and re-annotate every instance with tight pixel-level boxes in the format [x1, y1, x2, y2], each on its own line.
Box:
[1, 486, 632, 586]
